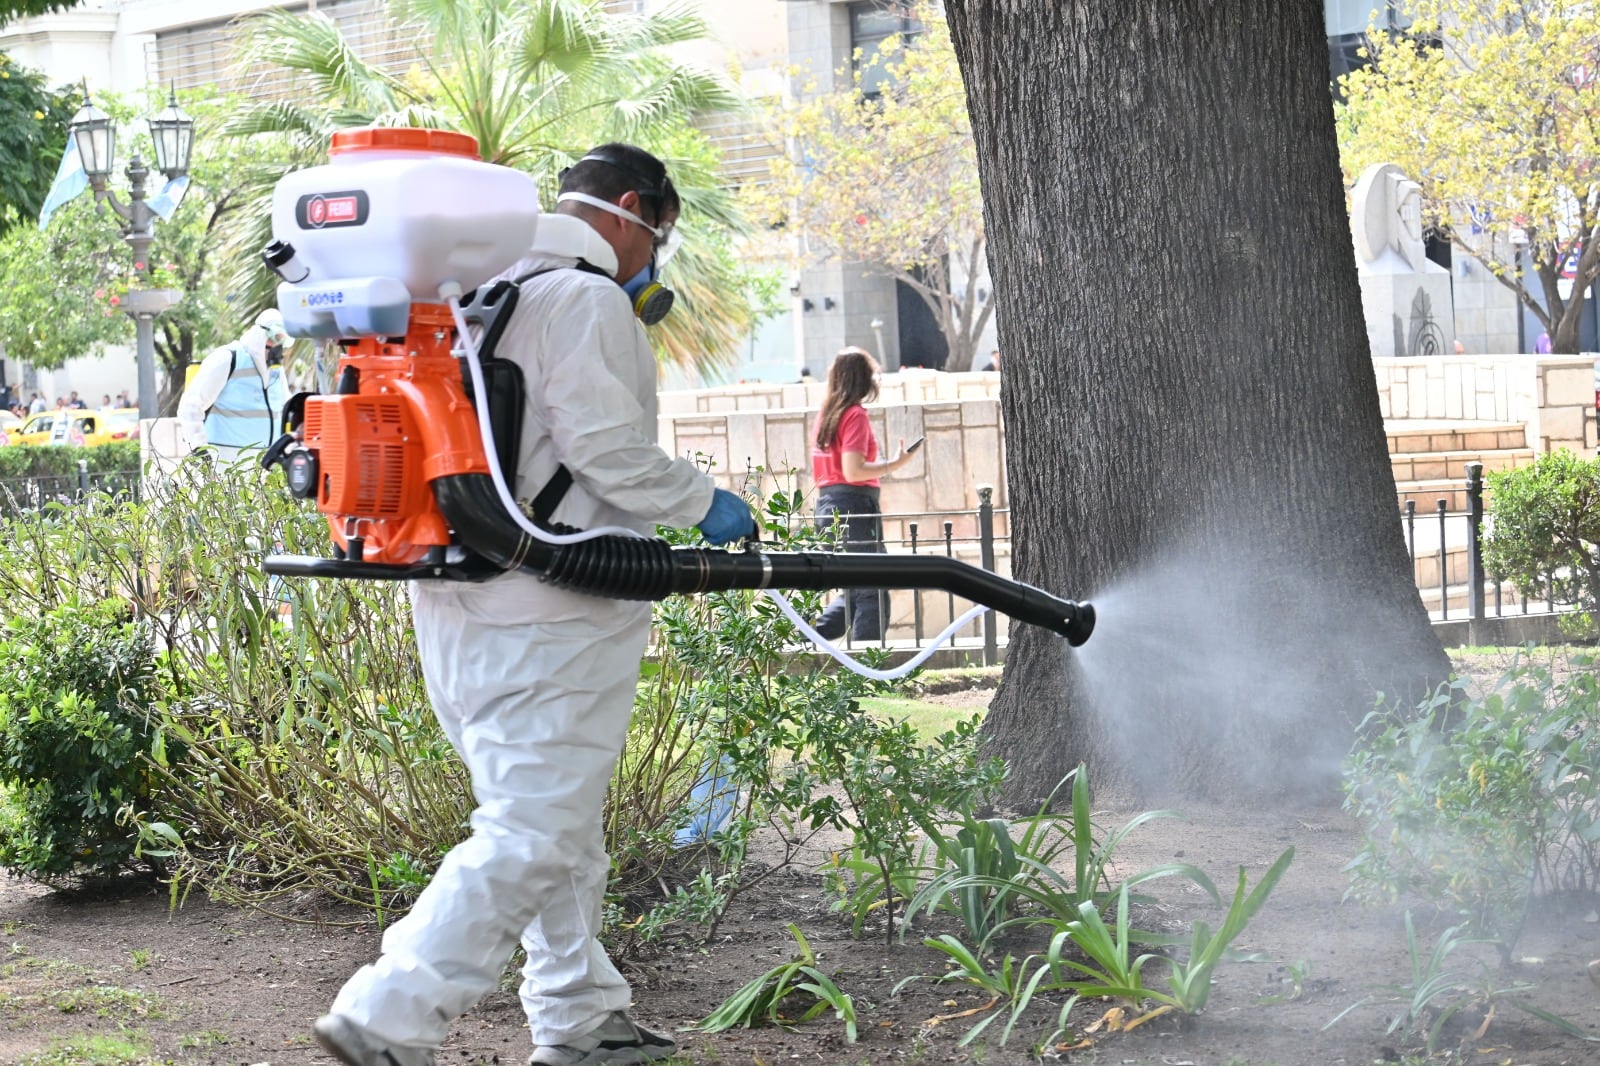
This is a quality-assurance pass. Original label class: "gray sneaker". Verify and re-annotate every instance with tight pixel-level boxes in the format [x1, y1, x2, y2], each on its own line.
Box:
[528, 1011, 677, 1065]
[313, 1013, 437, 1066]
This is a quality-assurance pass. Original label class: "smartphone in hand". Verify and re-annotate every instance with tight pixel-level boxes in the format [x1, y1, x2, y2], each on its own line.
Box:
[905, 436, 926, 454]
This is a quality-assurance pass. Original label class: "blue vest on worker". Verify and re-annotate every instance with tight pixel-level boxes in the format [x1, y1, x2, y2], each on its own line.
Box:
[204, 346, 289, 449]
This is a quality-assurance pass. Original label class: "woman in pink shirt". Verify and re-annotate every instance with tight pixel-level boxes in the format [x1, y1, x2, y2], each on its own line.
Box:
[809, 347, 914, 640]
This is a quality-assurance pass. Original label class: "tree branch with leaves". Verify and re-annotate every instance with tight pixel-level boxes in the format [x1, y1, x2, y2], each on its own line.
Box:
[1338, 0, 1600, 353]
[757, 1, 991, 370]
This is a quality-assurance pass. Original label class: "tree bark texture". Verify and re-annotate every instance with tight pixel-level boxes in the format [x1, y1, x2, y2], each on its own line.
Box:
[945, 0, 1453, 806]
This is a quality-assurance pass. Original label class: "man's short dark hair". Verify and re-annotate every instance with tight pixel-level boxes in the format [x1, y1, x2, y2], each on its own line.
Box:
[559, 143, 680, 225]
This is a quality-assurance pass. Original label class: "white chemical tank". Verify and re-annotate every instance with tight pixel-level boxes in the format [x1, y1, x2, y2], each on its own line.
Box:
[270, 127, 539, 337]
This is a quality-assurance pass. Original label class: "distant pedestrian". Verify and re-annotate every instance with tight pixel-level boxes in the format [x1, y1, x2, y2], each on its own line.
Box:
[1535, 331, 1553, 354]
[116, 389, 132, 408]
[68, 391, 87, 410]
[808, 346, 915, 642]
[177, 309, 292, 461]
[28, 393, 45, 414]
[980, 349, 1000, 372]
[100, 393, 111, 408]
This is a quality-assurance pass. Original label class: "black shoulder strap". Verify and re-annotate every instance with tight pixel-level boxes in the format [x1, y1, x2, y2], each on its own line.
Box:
[528, 465, 574, 527]
[481, 261, 610, 527]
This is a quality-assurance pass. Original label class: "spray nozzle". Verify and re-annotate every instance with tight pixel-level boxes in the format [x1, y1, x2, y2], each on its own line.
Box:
[262, 240, 311, 284]
[1061, 602, 1095, 646]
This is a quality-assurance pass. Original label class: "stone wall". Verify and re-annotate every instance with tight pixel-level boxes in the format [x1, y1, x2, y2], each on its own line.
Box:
[1371, 355, 1597, 455]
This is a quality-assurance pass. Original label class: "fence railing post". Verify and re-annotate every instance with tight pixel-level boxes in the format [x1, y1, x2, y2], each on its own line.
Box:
[978, 485, 998, 666]
[1465, 462, 1485, 626]
[76, 459, 89, 502]
[1436, 498, 1449, 620]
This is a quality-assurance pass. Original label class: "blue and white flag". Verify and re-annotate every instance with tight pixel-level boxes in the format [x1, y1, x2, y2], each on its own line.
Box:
[147, 174, 190, 221]
[37, 139, 89, 230]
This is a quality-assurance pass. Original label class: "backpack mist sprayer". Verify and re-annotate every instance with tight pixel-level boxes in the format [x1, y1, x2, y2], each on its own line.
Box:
[256, 128, 1095, 651]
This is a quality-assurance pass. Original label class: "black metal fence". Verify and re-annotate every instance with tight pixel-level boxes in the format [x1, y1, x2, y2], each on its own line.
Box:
[810, 467, 1564, 663]
[1402, 460, 1554, 624]
[0, 461, 141, 519]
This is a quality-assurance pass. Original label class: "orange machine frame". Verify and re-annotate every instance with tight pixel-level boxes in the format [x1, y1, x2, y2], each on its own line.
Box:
[298, 303, 490, 565]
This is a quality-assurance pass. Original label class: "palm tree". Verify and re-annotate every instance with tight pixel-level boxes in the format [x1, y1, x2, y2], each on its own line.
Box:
[221, 0, 768, 375]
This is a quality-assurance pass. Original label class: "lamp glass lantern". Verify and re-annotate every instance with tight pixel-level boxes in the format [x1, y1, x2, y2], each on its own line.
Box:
[68, 100, 115, 183]
[147, 91, 194, 179]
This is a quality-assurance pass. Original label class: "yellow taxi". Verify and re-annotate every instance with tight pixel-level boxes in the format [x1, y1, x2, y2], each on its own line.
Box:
[73, 407, 141, 446]
[7, 410, 59, 446]
[3, 408, 140, 447]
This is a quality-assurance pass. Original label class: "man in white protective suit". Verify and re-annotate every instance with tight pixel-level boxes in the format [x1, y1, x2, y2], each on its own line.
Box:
[176, 308, 292, 461]
[313, 145, 758, 1066]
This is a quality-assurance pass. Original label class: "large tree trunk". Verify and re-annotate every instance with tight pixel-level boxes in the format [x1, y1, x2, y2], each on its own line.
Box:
[946, 0, 1453, 807]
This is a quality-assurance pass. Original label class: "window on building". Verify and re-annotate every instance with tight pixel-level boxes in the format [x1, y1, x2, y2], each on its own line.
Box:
[695, 107, 784, 189]
[849, 1, 924, 98]
[147, 0, 420, 103]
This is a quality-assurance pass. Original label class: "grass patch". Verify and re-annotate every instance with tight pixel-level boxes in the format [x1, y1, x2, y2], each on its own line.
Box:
[17, 1030, 154, 1066]
[178, 1029, 229, 1050]
[51, 985, 165, 1021]
[1, 955, 93, 983]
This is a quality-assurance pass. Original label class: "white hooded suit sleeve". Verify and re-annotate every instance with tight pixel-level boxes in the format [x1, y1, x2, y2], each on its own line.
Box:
[515, 273, 714, 530]
[175, 347, 236, 449]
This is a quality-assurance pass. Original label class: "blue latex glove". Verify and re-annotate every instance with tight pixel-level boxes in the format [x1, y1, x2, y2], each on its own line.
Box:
[696, 488, 757, 545]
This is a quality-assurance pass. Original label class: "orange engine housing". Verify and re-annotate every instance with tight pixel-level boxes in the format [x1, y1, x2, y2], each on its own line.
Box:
[300, 303, 492, 566]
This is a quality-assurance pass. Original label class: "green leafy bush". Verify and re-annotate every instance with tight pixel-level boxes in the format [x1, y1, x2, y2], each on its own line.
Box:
[0, 598, 164, 882]
[0, 440, 138, 479]
[1482, 449, 1600, 634]
[0, 456, 465, 912]
[615, 482, 1005, 947]
[1344, 658, 1600, 959]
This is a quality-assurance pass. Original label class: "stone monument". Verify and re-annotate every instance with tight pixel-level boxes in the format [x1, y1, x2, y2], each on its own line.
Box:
[1351, 162, 1455, 357]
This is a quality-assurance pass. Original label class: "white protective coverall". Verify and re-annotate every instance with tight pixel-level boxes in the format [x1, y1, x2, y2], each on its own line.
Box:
[329, 213, 716, 1050]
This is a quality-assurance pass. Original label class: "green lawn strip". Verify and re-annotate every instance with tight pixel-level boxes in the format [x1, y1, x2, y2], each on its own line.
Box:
[858, 694, 985, 741]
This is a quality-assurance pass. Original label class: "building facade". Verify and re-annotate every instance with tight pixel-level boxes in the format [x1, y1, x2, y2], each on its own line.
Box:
[0, 0, 1553, 393]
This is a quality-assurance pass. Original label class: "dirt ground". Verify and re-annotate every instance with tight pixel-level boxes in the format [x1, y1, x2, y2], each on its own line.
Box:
[3, 651, 1598, 1066]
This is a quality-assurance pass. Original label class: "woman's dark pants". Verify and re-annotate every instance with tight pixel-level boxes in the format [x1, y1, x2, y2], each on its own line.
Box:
[813, 485, 888, 641]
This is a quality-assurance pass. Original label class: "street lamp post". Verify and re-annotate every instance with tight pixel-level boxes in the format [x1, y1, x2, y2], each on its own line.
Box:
[69, 89, 194, 421]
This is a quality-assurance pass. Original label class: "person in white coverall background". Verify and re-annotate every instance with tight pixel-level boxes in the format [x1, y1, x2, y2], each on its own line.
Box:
[176, 308, 292, 460]
[313, 144, 758, 1066]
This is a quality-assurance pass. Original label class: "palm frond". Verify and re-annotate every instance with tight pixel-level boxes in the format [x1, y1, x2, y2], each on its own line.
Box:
[239, 9, 406, 115]
[623, 0, 717, 52]
[516, 0, 612, 78]
[219, 100, 332, 143]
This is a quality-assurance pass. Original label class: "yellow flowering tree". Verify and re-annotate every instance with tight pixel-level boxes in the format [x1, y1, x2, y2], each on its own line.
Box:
[1338, 0, 1600, 353]
[761, 2, 990, 370]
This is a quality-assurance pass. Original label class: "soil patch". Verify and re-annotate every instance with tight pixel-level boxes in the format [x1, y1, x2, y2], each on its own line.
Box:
[2, 652, 1597, 1065]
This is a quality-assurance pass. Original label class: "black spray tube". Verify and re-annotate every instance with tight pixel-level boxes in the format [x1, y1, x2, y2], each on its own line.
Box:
[265, 474, 1095, 645]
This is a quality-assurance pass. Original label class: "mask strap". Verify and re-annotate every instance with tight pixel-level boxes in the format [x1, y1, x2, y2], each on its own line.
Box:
[556, 192, 664, 238]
